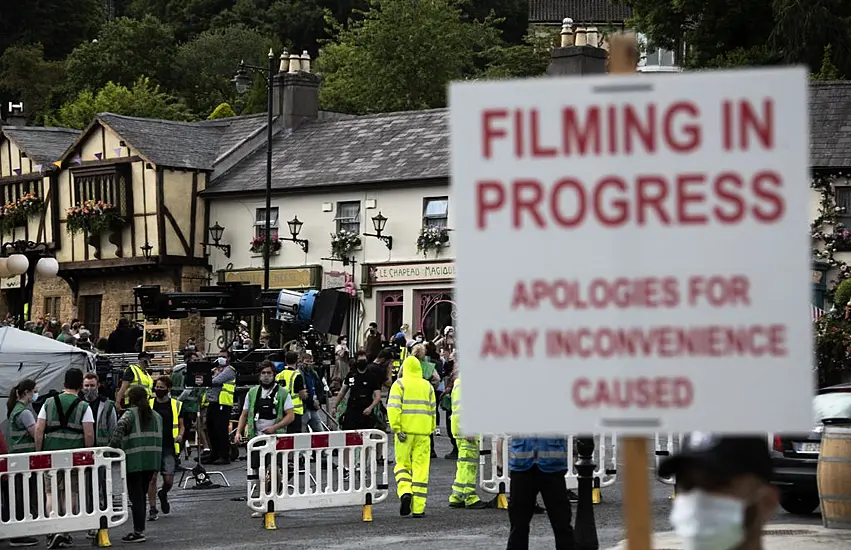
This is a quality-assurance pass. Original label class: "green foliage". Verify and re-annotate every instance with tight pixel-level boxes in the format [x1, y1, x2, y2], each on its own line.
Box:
[316, 0, 511, 114]
[0, 0, 104, 60]
[208, 103, 237, 119]
[174, 25, 277, 115]
[0, 44, 66, 124]
[48, 77, 192, 130]
[815, 315, 851, 388]
[772, 0, 851, 78]
[212, 0, 329, 54]
[813, 45, 841, 81]
[835, 279, 851, 311]
[65, 16, 177, 94]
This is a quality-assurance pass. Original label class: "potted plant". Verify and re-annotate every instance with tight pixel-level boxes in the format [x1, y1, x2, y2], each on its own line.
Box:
[250, 234, 282, 255]
[0, 201, 25, 234]
[330, 229, 361, 261]
[417, 225, 450, 257]
[17, 192, 43, 219]
[66, 200, 123, 236]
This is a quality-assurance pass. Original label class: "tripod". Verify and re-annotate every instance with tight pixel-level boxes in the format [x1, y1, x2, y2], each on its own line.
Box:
[178, 408, 230, 489]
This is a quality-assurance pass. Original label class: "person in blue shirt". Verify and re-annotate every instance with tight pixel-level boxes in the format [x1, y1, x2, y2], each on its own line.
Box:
[507, 437, 575, 550]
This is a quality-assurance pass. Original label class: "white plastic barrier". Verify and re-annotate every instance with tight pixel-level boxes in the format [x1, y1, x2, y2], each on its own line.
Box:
[478, 434, 618, 498]
[655, 432, 685, 486]
[0, 448, 128, 542]
[246, 429, 389, 520]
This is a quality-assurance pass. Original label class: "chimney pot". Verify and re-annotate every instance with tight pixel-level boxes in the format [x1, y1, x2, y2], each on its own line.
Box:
[585, 26, 599, 48]
[560, 18, 575, 47]
[300, 50, 311, 73]
[279, 49, 289, 73]
[288, 54, 301, 73]
[574, 26, 587, 47]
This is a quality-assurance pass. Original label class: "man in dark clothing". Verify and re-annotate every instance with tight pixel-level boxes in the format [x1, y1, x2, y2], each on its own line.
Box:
[331, 349, 382, 430]
[364, 322, 384, 363]
[106, 318, 142, 353]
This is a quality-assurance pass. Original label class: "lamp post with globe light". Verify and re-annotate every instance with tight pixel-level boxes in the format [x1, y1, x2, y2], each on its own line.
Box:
[0, 241, 59, 329]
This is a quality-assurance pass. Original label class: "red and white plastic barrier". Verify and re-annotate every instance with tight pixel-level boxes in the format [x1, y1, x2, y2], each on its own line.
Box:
[246, 430, 389, 520]
[1, 448, 128, 541]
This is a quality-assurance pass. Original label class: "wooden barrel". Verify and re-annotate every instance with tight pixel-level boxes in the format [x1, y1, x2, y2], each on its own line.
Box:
[818, 423, 851, 529]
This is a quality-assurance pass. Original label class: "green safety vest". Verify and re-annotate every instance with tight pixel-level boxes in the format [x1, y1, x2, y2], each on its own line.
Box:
[43, 393, 89, 451]
[94, 399, 117, 447]
[421, 359, 436, 381]
[126, 365, 153, 405]
[8, 402, 36, 453]
[245, 385, 289, 439]
[275, 369, 303, 415]
[121, 408, 163, 474]
[149, 397, 182, 454]
[392, 348, 408, 377]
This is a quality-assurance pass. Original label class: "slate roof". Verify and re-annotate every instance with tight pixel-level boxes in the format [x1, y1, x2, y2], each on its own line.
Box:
[197, 113, 269, 162]
[1, 127, 80, 166]
[205, 109, 448, 194]
[810, 82, 851, 168]
[529, 0, 633, 24]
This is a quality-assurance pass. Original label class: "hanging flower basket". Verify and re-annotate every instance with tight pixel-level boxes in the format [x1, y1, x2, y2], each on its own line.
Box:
[17, 192, 44, 218]
[66, 200, 123, 236]
[250, 234, 282, 255]
[417, 226, 450, 257]
[0, 201, 26, 234]
[330, 230, 361, 260]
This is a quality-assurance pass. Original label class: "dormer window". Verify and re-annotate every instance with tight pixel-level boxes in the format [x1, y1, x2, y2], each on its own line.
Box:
[70, 163, 133, 218]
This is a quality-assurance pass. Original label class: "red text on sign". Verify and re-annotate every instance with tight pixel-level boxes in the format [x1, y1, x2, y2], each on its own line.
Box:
[475, 171, 784, 230]
[480, 329, 538, 358]
[572, 377, 694, 409]
[687, 275, 750, 307]
[511, 276, 681, 310]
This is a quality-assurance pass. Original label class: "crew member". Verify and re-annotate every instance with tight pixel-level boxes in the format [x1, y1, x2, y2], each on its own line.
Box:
[35, 368, 95, 550]
[390, 335, 408, 379]
[116, 351, 155, 412]
[275, 351, 306, 433]
[203, 350, 236, 465]
[506, 435, 574, 550]
[448, 372, 488, 509]
[388, 355, 436, 518]
[148, 376, 185, 521]
[82, 373, 117, 446]
[5, 380, 39, 548]
[331, 350, 382, 430]
[235, 361, 295, 441]
[659, 433, 779, 550]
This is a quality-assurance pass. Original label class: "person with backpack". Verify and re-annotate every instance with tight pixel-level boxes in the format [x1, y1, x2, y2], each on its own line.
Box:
[34, 368, 95, 550]
[5, 379, 39, 547]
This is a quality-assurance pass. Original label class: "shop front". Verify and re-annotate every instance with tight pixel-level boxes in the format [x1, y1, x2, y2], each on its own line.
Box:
[363, 260, 455, 341]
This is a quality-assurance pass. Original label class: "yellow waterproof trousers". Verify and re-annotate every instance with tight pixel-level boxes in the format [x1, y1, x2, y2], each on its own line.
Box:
[449, 436, 481, 505]
[394, 434, 431, 514]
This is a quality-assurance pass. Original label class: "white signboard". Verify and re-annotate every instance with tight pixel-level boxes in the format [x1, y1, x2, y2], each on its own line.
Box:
[450, 68, 811, 434]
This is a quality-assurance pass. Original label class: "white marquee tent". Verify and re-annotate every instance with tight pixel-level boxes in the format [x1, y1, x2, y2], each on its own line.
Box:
[0, 326, 94, 424]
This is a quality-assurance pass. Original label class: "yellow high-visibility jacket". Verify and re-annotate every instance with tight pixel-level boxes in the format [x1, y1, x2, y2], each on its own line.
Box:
[451, 376, 462, 437]
[388, 356, 436, 436]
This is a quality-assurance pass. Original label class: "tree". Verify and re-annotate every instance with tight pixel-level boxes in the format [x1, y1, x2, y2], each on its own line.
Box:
[315, 0, 506, 114]
[212, 0, 329, 55]
[208, 102, 237, 119]
[48, 77, 192, 129]
[0, 44, 66, 124]
[64, 16, 177, 95]
[813, 45, 842, 81]
[0, 0, 104, 60]
[772, 0, 851, 77]
[174, 25, 277, 115]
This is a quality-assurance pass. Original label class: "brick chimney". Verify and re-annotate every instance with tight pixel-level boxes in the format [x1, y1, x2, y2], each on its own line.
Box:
[273, 49, 320, 129]
[547, 18, 607, 77]
[5, 102, 27, 126]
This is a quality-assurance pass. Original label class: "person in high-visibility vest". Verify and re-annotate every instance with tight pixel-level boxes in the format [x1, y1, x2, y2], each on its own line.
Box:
[116, 351, 155, 412]
[81, 372, 118, 447]
[235, 361, 295, 441]
[275, 350, 307, 433]
[388, 355, 436, 518]
[147, 376, 185, 522]
[203, 351, 236, 465]
[5, 379, 39, 547]
[391, 335, 408, 379]
[448, 374, 489, 509]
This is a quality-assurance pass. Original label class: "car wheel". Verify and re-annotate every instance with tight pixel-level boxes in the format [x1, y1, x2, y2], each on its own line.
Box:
[780, 493, 819, 515]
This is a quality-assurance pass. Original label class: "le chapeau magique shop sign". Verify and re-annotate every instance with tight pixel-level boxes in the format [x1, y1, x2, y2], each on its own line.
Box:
[368, 261, 455, 285]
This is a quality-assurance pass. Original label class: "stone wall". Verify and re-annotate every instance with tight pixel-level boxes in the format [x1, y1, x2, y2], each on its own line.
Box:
[31, 264, 212, 347]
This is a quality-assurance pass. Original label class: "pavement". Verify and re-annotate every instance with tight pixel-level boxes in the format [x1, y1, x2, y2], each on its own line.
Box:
[0, 434, 842, 549]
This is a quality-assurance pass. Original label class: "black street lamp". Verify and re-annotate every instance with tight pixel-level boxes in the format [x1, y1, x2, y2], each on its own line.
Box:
[140, 242, 154, 260]
[280, 216, 309, 253]
[0, 241, 58, 330]
[201, 221, 231, 258]
[363, 211, 393, 250]
[233, 50, 277, 290]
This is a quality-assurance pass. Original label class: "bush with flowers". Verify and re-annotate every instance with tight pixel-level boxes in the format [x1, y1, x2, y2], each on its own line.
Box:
[330, 229, 361, 259]
[66, 200, 123, 235]
[416, 225, 450, 256]
[250, 234, 282, 255]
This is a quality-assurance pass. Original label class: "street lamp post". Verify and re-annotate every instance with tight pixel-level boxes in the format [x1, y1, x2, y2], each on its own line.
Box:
[234, 51, 277, 291]
[0, 241, 59, 329]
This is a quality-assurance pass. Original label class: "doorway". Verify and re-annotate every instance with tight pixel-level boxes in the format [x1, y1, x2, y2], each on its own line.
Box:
[80, 295, 103, 340]
[380, 291, 403, 341]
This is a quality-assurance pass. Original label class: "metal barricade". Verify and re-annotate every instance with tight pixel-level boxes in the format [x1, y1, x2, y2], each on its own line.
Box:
[478, 434, 618, 503]
[246, 429, 388, 527]
[655, 432, 685, 498]
[0, 448, 128, 544]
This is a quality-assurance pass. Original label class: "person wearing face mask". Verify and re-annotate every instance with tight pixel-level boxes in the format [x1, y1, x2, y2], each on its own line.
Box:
[116, 351, 155, 413]
[299, 352, 326, 433]
[275, 351, 307, 434]
[331, 350, 383, 431]
[658, 433, 779, 550]
[235, 361, 295, 442]
[5, 380, 40, 547]
[82, 373, 118, 447]
[147, 376, 185, 522]
[203, 351, 236, 465]
[364, 322, 384, 363]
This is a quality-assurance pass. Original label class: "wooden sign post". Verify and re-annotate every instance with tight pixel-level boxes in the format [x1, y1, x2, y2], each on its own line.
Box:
[608, 32, 653, 550]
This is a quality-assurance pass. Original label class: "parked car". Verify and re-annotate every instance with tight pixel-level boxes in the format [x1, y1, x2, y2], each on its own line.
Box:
[770, 382, 851, 515]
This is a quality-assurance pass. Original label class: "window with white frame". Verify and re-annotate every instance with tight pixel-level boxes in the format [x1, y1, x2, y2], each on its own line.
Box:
[335, 201, 360, 233]
[254, 207, 279, 239]
[423, 197, 449, 228]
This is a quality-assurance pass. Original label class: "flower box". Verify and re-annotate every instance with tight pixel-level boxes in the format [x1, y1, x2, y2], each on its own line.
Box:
[417, 226, 450, 257]
[66, 200, 123, 236]
[250, 234, 282, 255]
[331, 230, 362, 260]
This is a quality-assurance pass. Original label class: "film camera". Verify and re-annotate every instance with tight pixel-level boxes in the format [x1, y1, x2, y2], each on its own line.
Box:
[297, 327, 334, 376]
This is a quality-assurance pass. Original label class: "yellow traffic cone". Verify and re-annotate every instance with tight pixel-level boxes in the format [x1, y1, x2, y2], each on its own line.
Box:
[363, 493, 373, 522]
[264, 503, 277, 530]
[96, 529, 111, 547]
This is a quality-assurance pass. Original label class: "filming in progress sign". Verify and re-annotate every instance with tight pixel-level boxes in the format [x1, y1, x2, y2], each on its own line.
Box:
[450, 68, 812, 434]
